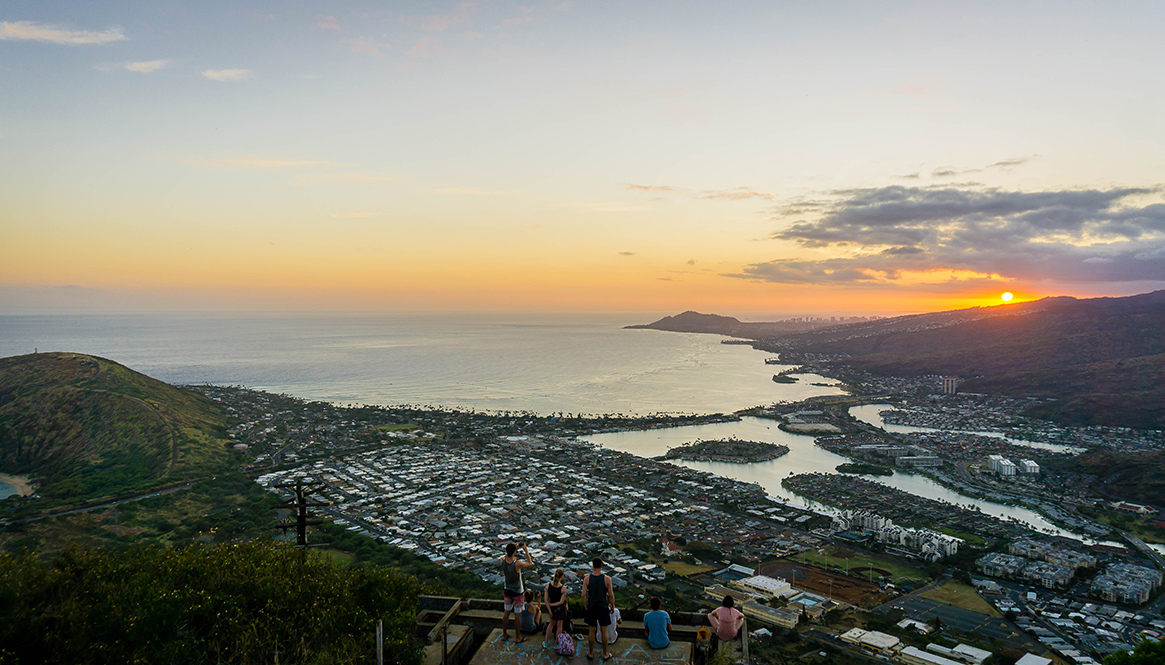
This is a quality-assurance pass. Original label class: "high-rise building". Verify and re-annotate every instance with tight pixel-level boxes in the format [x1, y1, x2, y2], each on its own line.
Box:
[988, 454, 1017, 476]
[941, 376, 959, 395]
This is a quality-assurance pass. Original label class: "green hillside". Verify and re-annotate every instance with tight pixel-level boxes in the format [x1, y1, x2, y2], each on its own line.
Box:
[0, 352, 232, 501]
[1065, 450, 1165, 507]
[768, 291, 1165, 429]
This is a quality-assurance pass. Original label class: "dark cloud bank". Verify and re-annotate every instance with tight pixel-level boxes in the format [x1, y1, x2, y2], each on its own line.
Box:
[734, 186, 1165, 286]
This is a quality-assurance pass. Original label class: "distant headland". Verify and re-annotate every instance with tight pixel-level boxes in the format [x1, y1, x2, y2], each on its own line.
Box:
[625, 310, 871, 339]
[627, 291, 1165, 431]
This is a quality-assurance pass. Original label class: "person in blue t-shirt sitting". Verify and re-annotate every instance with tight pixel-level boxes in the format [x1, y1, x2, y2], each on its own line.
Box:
[643, 596, 671, 649]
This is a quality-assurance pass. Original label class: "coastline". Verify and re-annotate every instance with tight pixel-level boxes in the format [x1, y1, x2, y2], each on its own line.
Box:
[0, 473, 33, 497]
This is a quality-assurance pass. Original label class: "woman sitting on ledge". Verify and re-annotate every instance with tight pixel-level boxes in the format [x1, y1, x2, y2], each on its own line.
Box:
[707, 595, 745, 642]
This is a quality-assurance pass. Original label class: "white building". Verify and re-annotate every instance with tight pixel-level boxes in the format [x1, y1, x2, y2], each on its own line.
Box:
[835, 510, 960, 561]
[1019, 459, 1041, 474]
[941, 376, 959, 395]
[733, 575, 793, 599]
[740, 600, 799, 629]
[988, 454, 1017, 476]
[900, 646, 963, 665]
[928, 642, 993, 665]
[839, 628, 900, 653]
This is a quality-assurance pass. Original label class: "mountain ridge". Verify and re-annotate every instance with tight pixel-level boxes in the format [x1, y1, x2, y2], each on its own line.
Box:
[0, 352, 232, 501]
[630, 291, 1165, 429]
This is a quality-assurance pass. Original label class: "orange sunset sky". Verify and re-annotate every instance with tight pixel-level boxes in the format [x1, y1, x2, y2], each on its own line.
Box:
[3, 2, 1165, 317]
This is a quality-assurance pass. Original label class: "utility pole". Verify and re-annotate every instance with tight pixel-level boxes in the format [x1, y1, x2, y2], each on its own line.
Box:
[274, 479, 332, 546]
[376, 619, 383, 665]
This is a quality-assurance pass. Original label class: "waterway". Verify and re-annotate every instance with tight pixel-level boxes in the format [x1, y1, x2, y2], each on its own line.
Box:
[583, 416, 1081, 539]
[849, 404, 1085, 455]
[0, 483, 15, 500]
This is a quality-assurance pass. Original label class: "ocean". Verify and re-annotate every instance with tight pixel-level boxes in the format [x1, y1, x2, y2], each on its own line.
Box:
[0, 312, 842, 415]
[0, 311, 1090, 539]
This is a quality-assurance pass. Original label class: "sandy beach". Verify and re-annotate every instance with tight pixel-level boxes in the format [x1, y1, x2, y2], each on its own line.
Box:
[0, 473, 33, 497]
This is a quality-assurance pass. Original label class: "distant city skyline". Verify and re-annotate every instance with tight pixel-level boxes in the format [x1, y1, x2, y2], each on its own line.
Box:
[3, 1, 1164, 316]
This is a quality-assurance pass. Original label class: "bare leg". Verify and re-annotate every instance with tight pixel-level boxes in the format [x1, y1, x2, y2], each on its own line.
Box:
[502, 610, 511, 640]
[587, 625, 596, 657]
[600, 625, 610, 658]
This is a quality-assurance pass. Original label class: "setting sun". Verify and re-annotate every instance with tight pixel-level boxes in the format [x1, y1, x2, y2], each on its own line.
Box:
[1002, 292, 1014, 302]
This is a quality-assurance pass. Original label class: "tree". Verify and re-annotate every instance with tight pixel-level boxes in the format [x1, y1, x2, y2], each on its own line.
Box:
[1106, 639, 1165, 665]
[0, 540, 427, 665]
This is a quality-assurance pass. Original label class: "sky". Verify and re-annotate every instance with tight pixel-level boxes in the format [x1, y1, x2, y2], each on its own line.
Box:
[2, 1, 1164, 317]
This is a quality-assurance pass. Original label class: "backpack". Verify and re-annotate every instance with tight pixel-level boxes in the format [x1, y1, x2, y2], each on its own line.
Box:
[556, 632, 576, 656]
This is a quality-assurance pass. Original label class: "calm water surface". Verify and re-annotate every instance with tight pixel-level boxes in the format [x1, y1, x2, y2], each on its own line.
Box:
[584, 416, 1080, 538]
[0, 312, 842, 416]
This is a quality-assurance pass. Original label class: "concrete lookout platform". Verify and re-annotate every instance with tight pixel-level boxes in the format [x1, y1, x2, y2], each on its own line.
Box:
[468, 629, 691, 664]
[417, 596, 747, 665]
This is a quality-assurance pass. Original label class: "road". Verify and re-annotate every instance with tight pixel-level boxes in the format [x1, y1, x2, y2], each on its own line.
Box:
[3, 482, 197, 525]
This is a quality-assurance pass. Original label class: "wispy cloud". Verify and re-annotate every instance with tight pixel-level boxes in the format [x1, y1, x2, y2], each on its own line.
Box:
[198, 156, 344, 170]
[501, 5, 537, 28]
[419, 13, 468, 32]
[932, 157, 1033, 179]
[409, 36, 440, 57]
[989, 157, 1030, 169]
[0, 20, 126, 45]
[317, 15, 340, 30]
[344, 36, 389, 56]
[626, 184, 678, 194]
[502, 16, 535, 28]
[202, 68, 251, 81]
[618, 251, 636, 256]
[626, 183, 774, 201]
[932, 167, 976, 178]
[295, 172, 395, 185]
[427, 186, 519, 197]
[704, 187, 775, 201]
[124, 59, 170, 73]
[731, 186, 1165, 286]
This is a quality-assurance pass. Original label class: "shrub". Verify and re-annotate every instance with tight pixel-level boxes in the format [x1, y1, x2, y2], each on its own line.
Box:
[0, 540, 426, 665]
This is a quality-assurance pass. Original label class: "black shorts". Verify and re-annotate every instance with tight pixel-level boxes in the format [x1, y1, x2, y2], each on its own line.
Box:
[584, 606, 611, 627]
